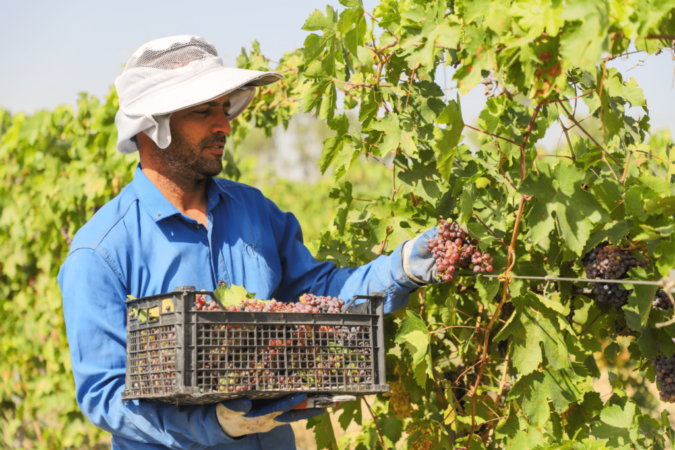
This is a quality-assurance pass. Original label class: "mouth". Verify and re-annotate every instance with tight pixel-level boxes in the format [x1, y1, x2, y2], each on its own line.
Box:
[205, 145, 224, 156]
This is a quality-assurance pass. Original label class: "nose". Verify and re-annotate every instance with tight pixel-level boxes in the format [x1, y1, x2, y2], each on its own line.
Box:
[211, 110, 231, 135]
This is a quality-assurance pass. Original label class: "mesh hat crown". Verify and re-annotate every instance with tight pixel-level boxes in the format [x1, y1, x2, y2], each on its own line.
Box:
[115, 35, 283, 154]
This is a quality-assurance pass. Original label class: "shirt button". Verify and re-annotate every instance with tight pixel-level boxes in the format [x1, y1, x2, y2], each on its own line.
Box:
[219, 280, 226, 287]
[194, 224, 201, 230]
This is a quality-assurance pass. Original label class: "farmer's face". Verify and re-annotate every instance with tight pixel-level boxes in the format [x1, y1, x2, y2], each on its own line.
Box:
[161, 93, 232, 180]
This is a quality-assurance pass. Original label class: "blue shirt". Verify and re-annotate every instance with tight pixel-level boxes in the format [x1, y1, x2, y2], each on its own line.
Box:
[58, 165, 420, 450]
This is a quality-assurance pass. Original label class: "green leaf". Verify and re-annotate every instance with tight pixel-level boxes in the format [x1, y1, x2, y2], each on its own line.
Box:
[395, 311, 432, 387]
[582, 220, 631, 256]
[319, 82, 337, 122]
[591, 402, 636, 446]
[661, 410, 675, 446]
[307, 412, 339, 450]
[624, 267, 658, 329]
[521, 161, 610, 256]
[460, 183, 477, 225]
[654, 240, 675, 278]
[318, 136, 344, 175]
[214, 284, 255, 307]
[337, 398, 362, 431]
[396, 156, 442, 203]
[638, 173, 672, 196]
[338, 0, 363, 9]
[507, 371, 550, 426]
[301, 79, 330, 113]
[476, 276, 500, 303]
[329, 182, 353, 235]
[494, 293, 572, 375]
[370, 114, 401, 155]
[401, 330, 430, 365]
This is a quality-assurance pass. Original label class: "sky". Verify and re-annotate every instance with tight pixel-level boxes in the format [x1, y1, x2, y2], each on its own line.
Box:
[1, 0, 674, 149]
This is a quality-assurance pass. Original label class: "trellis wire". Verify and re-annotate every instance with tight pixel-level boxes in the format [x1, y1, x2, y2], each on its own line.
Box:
[457, 272, 675, 291]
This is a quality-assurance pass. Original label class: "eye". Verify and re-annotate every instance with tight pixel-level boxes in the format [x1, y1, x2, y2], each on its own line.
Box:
[194, 109, 209, 115]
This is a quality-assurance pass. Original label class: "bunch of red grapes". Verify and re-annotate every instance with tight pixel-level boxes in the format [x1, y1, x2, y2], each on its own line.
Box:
[196, 294, 346, 314]
[427, 217, 494, 282]
[195, 294, 220, 311]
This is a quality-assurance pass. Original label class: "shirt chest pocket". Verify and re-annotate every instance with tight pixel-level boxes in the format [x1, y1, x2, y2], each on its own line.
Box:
[228, 212, 282, 298]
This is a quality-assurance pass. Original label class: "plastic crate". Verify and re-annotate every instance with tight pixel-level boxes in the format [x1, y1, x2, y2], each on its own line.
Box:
[122, 286, 390, 405]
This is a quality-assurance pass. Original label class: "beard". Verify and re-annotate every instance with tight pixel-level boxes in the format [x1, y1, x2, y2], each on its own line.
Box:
[160, 130, 225, 183]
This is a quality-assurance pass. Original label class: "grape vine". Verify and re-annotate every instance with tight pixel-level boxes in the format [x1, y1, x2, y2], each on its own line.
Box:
[1, 0, 675, 448]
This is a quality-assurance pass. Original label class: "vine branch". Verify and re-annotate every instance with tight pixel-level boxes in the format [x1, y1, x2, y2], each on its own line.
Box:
[363, 396, 388, 449]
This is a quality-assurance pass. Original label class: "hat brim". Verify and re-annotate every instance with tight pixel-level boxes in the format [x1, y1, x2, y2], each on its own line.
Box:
[120, 66, 283, 117]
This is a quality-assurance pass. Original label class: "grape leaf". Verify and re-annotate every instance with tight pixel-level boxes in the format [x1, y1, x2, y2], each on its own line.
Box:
[493, 293, 572, 375]
[591, 402, 637, 447]
[329, 182, 353, 235]
[318, 136, 344, 175]
[654, 240, 675, 278]
[433, 96, 464, 180]
[623, 267, 658, 329]
[214, 284, 256, 307]
[521, 161, 610, 256]
[662, 410, 675, 446]
[337, 398, 362, 430]
[307, 412, 339, 450]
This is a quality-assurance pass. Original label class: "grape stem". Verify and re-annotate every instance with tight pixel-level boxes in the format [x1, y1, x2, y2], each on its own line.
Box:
[558, 101, 622, 167]
[466, 103, 541, 449]
[579, 312, 602, 336]
[472, 212, 509, 249]
[363, 396, 388, 450]
[494, 336, 513, 408]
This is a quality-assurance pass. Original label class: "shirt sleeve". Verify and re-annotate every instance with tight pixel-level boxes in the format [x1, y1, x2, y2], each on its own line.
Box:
[265, 199, 422, 313]
[58, 247, 238, 449]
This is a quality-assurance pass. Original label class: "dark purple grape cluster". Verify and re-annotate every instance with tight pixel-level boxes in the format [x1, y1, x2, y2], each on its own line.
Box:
[582, 243, 648, 310]
[653, 290, 673, 311]
[654, 355, 675, 402]
[427, 217, 494, 282]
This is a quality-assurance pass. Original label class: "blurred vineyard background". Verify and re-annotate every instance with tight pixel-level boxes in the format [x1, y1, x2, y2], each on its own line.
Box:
[1, 83, 674, 448]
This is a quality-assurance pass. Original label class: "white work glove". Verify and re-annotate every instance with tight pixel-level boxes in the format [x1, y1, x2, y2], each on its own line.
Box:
[216, 393, 324, 438]
[402, 228, 442, 284]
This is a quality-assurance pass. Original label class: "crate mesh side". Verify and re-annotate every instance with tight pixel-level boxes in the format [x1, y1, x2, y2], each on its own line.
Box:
[196, 323, 374, 394]
[128, 325, 178, 396]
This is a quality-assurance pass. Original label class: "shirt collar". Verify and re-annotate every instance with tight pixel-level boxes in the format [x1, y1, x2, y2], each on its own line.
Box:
[132, 165, 233, 222]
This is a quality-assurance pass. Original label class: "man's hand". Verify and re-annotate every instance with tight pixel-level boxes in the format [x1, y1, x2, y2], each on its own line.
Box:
[402, 228, 440, 285]
[216, 393, 324, 438]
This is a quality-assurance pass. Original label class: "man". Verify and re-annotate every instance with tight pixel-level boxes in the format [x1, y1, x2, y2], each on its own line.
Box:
[58, 35, 440, 450]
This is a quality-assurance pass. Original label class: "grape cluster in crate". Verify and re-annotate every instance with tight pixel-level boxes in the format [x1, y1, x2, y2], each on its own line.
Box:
[128, 326, 177, 394]
[195, 293, 346, 314]
[196, 322, 373, 393]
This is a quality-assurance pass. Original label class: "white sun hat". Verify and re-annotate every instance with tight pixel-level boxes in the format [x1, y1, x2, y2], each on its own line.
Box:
[115, 35, 283, 154]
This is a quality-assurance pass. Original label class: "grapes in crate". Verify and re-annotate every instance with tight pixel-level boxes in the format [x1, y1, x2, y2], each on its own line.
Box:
[428, 217, 494, 282]
[196, 292, 346, 314]
[582, 242, 648, 310]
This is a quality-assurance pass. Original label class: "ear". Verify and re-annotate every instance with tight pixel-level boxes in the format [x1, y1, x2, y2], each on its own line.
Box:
[136, 132, 158, 152]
